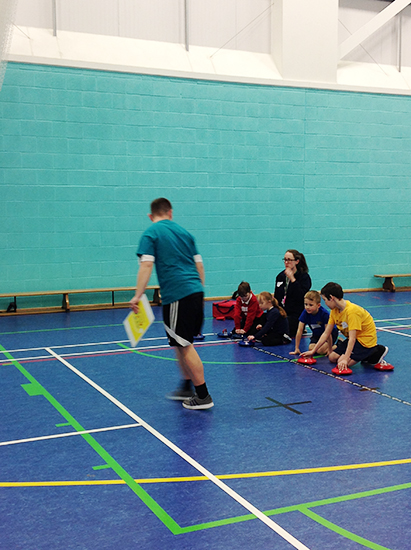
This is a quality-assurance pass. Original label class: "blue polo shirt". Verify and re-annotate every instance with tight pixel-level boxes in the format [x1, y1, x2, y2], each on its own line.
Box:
[137, 219, 203, 305]
[299, 305, 331, 339]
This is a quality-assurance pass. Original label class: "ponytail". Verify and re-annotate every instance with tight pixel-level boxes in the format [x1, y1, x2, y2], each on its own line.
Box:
[258, 292, 287, 318]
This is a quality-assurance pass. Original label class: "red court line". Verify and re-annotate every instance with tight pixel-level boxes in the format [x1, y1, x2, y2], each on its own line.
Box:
[6, 339, 237, 365]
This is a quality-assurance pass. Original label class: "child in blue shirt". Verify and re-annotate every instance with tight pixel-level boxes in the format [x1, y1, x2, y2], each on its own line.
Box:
[290, 290, 338, 356]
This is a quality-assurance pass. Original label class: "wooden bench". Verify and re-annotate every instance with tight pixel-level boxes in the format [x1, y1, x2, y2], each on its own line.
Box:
[374, 274, 411, 292]
[0, 285, 160, 314]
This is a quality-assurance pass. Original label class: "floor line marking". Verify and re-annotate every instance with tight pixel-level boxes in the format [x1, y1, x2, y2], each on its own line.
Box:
[1, 333, 216, 355]
[3, 456, 411, 486]
[0, 423, 141, 447]
[378, 327, 411, 338]
[45, 347, 310, 550]
[253, 347, 411, 407]
[0, 338, 230, 363]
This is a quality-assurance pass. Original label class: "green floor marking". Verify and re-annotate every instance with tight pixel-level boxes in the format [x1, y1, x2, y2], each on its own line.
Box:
[0, 344, 183, 535]
[300, 508, 392, 550]
[93, 464, 111, 471]
[21, 382, 45, 397]
[2, 341, 409, 544]
[55, 422, 71, 427]
[118, 343, 286, 365]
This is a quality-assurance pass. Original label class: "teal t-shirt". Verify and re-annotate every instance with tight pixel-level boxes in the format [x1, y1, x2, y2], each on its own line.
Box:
[137, 219, 203, 305]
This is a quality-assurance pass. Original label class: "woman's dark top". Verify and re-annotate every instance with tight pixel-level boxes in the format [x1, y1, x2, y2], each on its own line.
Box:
[274, 270, 312, 319]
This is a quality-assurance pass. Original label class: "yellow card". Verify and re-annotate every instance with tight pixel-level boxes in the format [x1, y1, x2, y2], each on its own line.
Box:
[123, 294, 155, 347]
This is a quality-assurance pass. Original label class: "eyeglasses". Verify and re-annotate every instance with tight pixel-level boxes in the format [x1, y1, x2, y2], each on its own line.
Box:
[282, 258, 296, 262]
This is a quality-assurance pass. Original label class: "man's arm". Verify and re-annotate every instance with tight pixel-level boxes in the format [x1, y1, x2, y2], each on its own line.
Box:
[129, 261, 154, 313]
[196, 261, 205, 286]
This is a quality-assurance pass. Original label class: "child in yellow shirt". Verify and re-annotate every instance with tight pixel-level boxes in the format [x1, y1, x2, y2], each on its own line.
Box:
[301, 282, 392, 372]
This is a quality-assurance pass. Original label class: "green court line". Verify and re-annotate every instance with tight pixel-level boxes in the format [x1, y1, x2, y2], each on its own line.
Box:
[179, 481, 411, 548]
[2, 342, 408, 547]
[56, 422, 71, 427]
[300, 508, 391, 550]
[0, 344, 182, 535]
[118, 343, 287, 365]
[93, 464, 111, 471]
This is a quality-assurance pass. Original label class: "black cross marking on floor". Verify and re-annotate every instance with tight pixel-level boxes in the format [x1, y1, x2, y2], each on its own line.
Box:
[359, 387, 380, 392]
[254, 397, 312, 414]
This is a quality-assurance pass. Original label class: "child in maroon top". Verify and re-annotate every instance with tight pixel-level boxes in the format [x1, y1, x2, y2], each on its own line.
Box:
[233, 281, 263, 337]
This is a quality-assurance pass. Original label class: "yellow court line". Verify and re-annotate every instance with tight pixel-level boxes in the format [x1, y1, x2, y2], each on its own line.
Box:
[2, 457, 411, 488]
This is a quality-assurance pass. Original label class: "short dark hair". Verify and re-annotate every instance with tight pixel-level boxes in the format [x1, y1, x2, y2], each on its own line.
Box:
[321, 282, 344, 300]
[151, 197, 172, 216]
[237, 281, 251, 297]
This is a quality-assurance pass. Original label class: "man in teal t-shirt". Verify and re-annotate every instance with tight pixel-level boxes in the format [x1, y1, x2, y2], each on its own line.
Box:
[130, 198, 213, 410]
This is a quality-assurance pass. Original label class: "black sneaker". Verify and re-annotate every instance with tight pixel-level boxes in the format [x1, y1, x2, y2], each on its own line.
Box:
[363, 345, 388, 365]
[182, 393, 214, 410]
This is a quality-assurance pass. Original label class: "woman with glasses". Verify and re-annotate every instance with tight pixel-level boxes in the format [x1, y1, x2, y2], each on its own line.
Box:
[274, 249, 311, 337]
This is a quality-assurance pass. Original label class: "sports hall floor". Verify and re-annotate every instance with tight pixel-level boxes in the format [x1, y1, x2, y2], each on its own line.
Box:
[1, 291, 411, 550]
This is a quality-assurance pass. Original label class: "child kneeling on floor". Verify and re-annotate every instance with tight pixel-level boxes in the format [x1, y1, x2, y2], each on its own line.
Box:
[232, 281, 263, 338]
[247, 292, 291, 346]
[301, 282, 392, 372]
[290, 290, 338, 356]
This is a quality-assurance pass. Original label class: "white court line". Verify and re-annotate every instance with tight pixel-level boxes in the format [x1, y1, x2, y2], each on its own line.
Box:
[378, 328, 411, 339]
[0, 338, 232, 364]
[375, 317, 411, 322]
[45, 347, 310, 550]
[0, 333, 215, 355]
[0, 423, 141, 447]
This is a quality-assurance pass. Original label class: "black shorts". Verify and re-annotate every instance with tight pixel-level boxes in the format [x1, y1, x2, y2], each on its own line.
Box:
[333, 338, 375, 362]
[162, 292, 204, 347]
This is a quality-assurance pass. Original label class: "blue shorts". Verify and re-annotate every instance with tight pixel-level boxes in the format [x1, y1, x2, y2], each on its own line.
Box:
[333, 338, 376, 363]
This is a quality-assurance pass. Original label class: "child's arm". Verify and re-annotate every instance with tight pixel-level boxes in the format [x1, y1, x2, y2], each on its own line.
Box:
[290, 322, 305, 355]
[337, 330, 357, 368]
[301, 323, 333, 356]
[233, 298, 242, 330]
[326, 332, 334, 355]
[242, 297, 261, 333]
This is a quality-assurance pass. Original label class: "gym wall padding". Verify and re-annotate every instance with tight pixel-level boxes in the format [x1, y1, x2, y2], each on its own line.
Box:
[1, 62, 411, 296]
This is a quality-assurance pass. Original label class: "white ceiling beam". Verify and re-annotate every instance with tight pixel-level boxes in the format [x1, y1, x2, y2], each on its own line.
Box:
[340, 0, 411, 59]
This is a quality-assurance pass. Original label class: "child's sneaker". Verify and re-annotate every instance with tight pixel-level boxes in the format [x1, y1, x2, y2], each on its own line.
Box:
[193, 334, 205, 341]
[182, 393, 214, 410]
[230, 332, 242, 339]
[363, 345, 388, 365]
[217, 329, 229, 338]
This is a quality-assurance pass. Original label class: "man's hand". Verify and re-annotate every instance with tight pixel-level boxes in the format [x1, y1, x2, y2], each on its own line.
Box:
[129, 295, 140, 314]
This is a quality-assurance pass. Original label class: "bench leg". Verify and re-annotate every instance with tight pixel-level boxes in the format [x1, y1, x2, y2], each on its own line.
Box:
[62, 293, 70, 311]
[153, 288, 161, 305]
[382, 277, 395, 292]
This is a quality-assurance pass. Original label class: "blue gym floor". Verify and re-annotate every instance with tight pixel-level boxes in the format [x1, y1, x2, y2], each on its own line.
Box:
[1, 291, 411, 550]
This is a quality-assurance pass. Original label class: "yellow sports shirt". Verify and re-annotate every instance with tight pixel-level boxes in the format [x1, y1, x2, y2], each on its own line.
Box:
[328, 300, 377, 348]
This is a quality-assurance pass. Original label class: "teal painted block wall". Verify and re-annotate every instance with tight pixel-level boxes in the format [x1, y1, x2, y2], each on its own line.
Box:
[1, 63, 411, 297]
